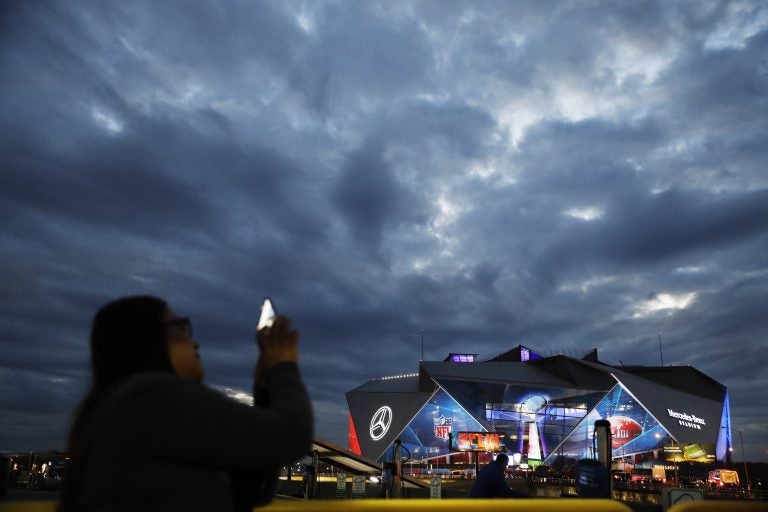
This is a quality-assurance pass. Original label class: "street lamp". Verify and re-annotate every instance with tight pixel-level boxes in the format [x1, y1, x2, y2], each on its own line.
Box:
[722, 425, 749, 492]
[736, 429, 749, 494]
[655, 431, 678, 484]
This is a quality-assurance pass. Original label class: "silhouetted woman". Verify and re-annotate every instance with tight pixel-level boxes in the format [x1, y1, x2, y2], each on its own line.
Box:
[59, 296, 312, 511]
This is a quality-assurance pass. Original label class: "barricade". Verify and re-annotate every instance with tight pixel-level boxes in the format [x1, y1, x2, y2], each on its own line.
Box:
[667, 502, 768, 512]
[2, 499, 766, 512]
[0, 503, 53, 512]
[262, 499, 634, 511]
[0, 499, 632, 512]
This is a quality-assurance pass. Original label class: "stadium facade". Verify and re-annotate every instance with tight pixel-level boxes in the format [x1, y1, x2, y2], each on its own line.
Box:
[346, 346, 732, 469]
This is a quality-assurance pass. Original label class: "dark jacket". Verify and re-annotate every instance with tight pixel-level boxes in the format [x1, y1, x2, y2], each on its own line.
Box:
[73, 362, 312, 511]
[468, 462, 520, 498]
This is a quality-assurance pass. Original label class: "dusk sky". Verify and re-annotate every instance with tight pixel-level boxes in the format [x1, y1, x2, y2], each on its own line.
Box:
[1, 1, 767, 462]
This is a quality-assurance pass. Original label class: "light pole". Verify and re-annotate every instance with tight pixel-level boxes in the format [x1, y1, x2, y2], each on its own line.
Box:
[670, 437, 678, 485]
[655, 431, 677, 484]
[736, 429, 749, 493]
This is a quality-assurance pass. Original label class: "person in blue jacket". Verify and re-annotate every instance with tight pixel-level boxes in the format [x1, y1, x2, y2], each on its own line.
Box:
[468, 453, 525, 498]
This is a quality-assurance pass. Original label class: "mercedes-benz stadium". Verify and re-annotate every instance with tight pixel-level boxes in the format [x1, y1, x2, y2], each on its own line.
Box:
[346, 346, 732, 471]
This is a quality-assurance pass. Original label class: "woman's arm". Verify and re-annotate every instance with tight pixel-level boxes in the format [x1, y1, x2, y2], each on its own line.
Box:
[134, 367, 312, 471]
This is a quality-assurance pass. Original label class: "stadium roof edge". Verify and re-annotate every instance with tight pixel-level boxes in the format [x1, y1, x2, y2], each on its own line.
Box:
[610, 364, 726, 400]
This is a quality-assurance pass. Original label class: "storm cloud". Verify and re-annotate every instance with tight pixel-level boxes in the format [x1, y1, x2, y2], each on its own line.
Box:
[1, 0, 766, 461]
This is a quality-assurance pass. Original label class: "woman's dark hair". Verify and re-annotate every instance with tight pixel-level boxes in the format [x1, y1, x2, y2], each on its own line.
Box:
[59, 295, 174, 511]
[89, 295, 174, 385]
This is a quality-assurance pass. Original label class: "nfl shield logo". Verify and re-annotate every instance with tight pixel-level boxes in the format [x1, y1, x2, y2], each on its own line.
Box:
[433, 415, 453, 440]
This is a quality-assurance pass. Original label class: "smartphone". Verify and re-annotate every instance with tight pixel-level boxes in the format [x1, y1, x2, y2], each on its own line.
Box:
[257, 297, 277, 331]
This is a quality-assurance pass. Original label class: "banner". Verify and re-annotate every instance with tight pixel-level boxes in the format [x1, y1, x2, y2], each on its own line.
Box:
[336, 473, 346, 498]
[430, 477, 442, 499]
[352, 475, 366, 499]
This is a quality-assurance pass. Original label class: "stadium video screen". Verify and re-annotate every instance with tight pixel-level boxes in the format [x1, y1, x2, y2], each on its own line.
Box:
[452, 432, 502, 452]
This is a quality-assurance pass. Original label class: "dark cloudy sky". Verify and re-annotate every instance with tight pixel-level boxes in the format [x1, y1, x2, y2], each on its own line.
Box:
[1, 1, 767, 462]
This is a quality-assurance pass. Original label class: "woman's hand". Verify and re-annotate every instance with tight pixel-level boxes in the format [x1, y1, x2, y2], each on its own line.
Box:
[256, 316, 299, 372]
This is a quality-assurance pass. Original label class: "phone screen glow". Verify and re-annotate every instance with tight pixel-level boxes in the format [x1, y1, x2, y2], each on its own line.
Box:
[257, 298, 276, 331]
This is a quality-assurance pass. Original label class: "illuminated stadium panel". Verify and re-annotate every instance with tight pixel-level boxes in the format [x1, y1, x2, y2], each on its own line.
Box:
[346, 346, 730, 466]
[548, 382, 718, 463]
[436, 378, 606, 462]
[397, 388, 484, 461]
[549, 384, 664, 462]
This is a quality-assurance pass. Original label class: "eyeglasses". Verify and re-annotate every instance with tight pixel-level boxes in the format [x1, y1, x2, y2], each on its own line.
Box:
[165, 317, 193, 337]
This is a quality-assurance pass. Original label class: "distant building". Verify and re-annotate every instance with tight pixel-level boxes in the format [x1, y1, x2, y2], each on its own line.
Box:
[346, 346, 731, 468]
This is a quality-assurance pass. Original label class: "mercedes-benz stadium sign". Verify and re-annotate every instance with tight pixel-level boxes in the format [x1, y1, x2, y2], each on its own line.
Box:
[369, 405, 393, 441]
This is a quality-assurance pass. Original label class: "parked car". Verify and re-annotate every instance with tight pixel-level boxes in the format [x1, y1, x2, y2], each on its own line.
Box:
[630, 467, 664, 485]
[42, 467, 66, 490]
[611, 470, 630, 482]
[13, 470, 30, 489]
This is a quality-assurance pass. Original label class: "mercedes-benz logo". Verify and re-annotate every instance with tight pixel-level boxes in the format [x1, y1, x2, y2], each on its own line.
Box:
[369, 405, 393, 441]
